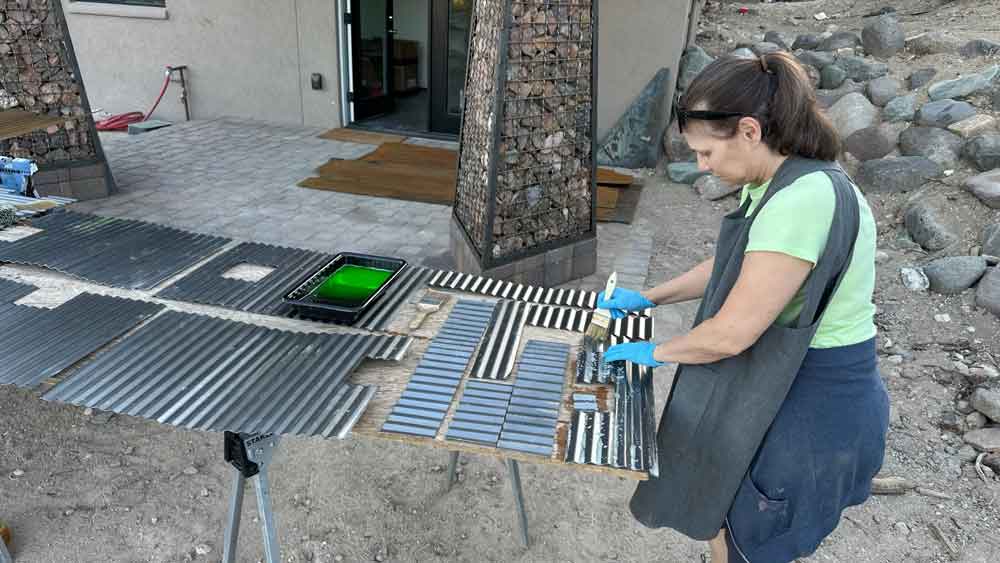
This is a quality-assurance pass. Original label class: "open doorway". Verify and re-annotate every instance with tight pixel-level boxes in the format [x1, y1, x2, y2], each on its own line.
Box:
[343, 0, 472, 137]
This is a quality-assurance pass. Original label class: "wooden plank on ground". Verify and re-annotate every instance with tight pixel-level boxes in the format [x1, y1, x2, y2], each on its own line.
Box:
[596, 167, 635, 186]
[318, 127, 407, 145]
[597, 185, 620, 209]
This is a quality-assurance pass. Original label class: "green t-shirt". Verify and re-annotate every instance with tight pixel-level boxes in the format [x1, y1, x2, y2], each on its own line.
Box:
[740, 171, 877, 348]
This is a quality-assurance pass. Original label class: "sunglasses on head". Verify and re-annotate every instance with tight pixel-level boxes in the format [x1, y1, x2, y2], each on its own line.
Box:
[674, 106, 748, 134]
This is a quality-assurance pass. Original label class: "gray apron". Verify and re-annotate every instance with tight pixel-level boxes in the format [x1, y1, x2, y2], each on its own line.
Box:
[629, 157, 861, 540]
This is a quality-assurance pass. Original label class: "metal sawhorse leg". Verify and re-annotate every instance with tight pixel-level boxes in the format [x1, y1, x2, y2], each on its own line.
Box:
[446, 451, 530, 547]
[221, 431, 281, 563]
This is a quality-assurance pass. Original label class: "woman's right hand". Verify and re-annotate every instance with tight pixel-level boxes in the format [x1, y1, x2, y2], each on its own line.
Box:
[596, 287, 655, 319]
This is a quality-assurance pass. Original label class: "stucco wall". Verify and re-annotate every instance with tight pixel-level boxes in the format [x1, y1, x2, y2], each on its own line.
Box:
[61, 0, 342, 127]
[62, 0, 693, 136]
[596, 0, 691, 140]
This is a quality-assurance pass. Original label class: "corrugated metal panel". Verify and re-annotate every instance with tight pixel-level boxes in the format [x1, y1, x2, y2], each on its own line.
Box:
[469, 300, 529, 380]
[155, 242, 432, 332]
[0, 277, 36, 304]
[427, 270, 653, 318]
[527, 304, 653, 341]
[0, 192, 75, 218]
[0, 210, 231, 290]
[0, 293, 163, 388]
[42, 310, 397, 439]
[156, 242, 332, 315]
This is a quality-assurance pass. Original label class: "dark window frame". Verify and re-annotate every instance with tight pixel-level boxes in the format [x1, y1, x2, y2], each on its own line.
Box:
[73, 0, 166, 7]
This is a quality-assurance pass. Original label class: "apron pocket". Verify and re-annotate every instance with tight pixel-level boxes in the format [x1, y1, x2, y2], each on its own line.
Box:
[732, 471, 792, 546]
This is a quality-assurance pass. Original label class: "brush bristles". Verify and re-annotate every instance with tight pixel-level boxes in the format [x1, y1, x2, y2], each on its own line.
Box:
[585, 309, 611, 341]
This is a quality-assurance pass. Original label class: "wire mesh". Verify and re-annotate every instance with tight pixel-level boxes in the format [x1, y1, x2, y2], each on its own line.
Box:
[0, 2, 99, 164]
[453, 0, 596, 265]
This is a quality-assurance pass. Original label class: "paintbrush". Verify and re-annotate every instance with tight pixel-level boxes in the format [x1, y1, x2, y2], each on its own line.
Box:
[584, 271, 617, 344]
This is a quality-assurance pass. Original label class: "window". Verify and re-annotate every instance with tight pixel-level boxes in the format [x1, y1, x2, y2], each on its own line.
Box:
[76, 1, 166, 6]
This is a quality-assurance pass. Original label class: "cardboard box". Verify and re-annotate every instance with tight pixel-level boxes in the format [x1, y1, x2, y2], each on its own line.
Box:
[393, 39, 419, 61]
[393, 64, 419, 92]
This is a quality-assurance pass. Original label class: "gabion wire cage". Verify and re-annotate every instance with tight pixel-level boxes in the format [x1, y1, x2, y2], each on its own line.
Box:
[453, 0, 597, 269]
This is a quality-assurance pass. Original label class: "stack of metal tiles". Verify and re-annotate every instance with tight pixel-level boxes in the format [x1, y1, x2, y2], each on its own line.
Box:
[565, 361, 657, 474]
[156, 242, 433, 332]
[382, 299, 497, 438]
[445, 380, 513, 445]
[43, 310, 395, 439]
[0, 279, 164, 389]
[497, 340, 571, 457]
[0, 210, 231, 290]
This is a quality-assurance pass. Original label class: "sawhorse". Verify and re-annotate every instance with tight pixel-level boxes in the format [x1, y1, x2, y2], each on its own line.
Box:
[218, 433, 533, 563]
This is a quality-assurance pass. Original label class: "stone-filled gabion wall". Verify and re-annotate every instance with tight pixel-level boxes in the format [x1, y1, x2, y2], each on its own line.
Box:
[454, 0, 596, 265]
[0, 0, 100, 165]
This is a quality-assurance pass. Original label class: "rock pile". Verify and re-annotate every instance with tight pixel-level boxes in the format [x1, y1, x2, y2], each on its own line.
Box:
[665, 11, 1000, 319]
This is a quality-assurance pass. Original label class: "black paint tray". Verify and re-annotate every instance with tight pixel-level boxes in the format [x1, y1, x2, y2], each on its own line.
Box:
[283, 252, 407, 324]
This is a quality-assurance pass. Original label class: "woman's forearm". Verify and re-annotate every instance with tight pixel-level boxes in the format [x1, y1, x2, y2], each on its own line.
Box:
[652, 315, 746, 365]
[641, 257, 714, 306]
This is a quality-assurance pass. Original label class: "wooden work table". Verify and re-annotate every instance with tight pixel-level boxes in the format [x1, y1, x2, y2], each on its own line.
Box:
[349, 286, 650, 482]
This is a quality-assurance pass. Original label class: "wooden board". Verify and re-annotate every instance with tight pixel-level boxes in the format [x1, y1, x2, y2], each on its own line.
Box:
[597, 185, 620, 209]
[596, 167, 635, 186]
[350, 290, 649, 481]
[299, 142, 458, 205]
[0, 110, 63, 141]
[317, 127, 407, 145]
[597, 183, 643, 224]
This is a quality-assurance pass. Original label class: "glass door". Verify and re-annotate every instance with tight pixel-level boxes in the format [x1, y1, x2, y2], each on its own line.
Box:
[429, 0, 472, 134]
[350, 0, 396, 120]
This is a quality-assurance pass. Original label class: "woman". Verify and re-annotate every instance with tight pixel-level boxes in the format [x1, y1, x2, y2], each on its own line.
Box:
[599, 51, 889, 562]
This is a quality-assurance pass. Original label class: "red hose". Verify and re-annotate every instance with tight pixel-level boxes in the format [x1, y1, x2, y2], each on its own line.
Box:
[95, 68, 173, 131]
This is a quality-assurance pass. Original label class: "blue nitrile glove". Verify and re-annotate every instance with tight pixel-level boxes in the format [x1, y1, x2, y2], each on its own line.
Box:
[603, 342, 664, 367]
[597, 287, 655, 320]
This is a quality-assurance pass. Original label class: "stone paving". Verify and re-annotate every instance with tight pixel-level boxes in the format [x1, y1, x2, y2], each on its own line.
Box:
[74, 118, 664, 296]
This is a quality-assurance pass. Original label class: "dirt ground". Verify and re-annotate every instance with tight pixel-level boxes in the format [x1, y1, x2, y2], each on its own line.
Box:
[3, 1, 1000, 562]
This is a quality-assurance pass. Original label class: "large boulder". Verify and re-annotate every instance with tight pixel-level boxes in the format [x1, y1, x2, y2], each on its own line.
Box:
[752, 42, 783, 56]
[796, 49, 836, 70]
[763, 31, 790, 51]
[907, 68, 938, 90]
[976, 267, 1000, 317]
[678, 46, 714, 91]
[960, 39, 1000, 58]
[948, 115, 997, 139]
[928, 66, 1000, 100]
[964, 134, 1000, 172]
[922, 256, 989, 294]
[916, 99, 977, 128]
[792, 34, 821, 51]
[856, 157, 941, 193]
[971, 388, 1000, 423]
[694, 175, 740, 201]
[819, 32, 862, 51]
[867, 76, 902, 106]
[835, 55, 890, 82]
[964, 427, 1000, 451]
[826, 92, 879, 139]
[984, 223, 1000, 257]
[862, 13, 905, 59]
[965, 170, 1000, 209]
[663, 119, 695, 163]
[904, 195, 961, 251]
[816, 79, 866, 109]
[845, 124, 900, 161]
[884, 94, 918, 122]
[667, 162, 708, 184]
[899, 126, 965, 168]
[820, 65, 848, 90]
[905, 32, 962, 55]
[598, 68, 673, 168]
[730, 47, 756, 60]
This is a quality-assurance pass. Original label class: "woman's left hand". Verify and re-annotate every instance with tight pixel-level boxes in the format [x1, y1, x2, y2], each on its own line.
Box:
[603, 342, 665, 367]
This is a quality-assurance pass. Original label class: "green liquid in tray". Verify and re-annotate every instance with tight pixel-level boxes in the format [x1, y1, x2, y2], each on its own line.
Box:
[310, 265, 393, 305]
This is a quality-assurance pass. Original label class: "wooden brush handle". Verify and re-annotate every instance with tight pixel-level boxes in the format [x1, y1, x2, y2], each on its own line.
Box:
[604, 271, 617, 301]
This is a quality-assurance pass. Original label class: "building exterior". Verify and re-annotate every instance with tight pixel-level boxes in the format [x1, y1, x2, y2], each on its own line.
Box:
[61, 0, 697, 144]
